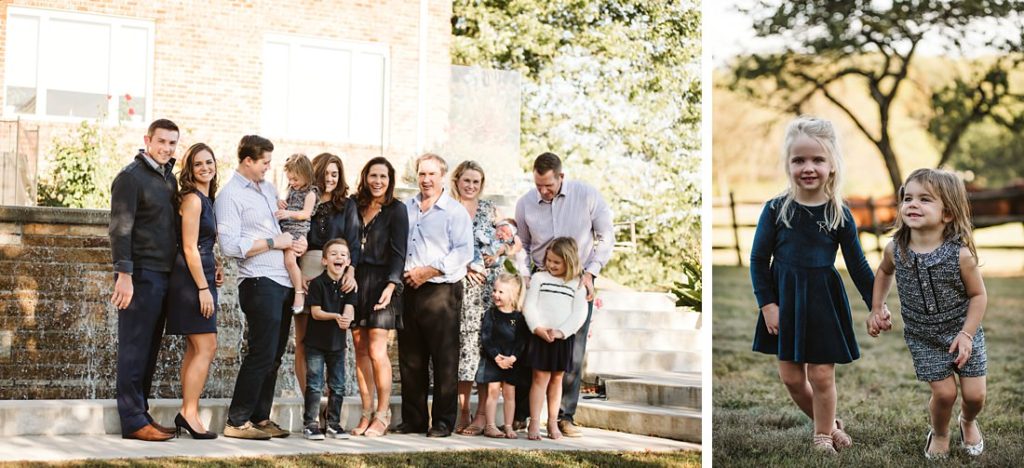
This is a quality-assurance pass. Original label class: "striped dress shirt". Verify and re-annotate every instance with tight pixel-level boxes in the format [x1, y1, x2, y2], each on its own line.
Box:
[214, 171, 291, 287]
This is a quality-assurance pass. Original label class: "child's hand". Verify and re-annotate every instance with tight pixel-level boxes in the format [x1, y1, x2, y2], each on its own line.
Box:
[277, 200, 287, 210]
[335, 313, 352, 330]
[274, 209, 290, 220]
[761, 303, 780, 335]
[551, 329, 565, 340]
[949, 332, 974, 369]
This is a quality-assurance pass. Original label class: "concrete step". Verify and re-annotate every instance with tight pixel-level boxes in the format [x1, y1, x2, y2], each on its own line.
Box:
[590, 310, 701, 331]
[575, 399, 700, 443]
[604, 373, 701, 410]
[0, 396, 546, 437]
[583, 351, 701, 375]
[587, 329, 700, 352]
[596, 291, 676, 312]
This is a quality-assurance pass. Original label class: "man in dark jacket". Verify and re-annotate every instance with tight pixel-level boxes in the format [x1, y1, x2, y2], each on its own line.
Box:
[108, 119, 180, 441]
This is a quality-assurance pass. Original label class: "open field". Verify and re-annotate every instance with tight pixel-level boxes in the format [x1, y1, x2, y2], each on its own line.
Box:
[712, 265, 1024, 467]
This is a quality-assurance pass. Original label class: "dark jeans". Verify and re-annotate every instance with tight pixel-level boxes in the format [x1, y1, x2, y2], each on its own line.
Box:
[514, 301, 593, 423]
[399, 281, 462, 432]
[116, 269, 169, 435]
[227, 277, 293, 427]
[303, 345, 345, 427]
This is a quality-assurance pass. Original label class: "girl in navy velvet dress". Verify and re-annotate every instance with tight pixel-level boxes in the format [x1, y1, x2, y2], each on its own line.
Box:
[749, 116, 878, 454]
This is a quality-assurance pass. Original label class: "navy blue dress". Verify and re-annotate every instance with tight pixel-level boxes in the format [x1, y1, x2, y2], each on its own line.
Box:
[166, 191, 218, 335]
[750, 198, 874, 364]
[475, 307, 528, 384]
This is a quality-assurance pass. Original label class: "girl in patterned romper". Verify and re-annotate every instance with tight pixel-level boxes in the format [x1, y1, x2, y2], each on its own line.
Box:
[868, 168, 987, 459]
[275, 154, 319, 313]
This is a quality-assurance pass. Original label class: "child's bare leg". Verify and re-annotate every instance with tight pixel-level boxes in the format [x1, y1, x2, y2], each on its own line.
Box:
[806, 363, 836, 437]
[293, 314, 308, 395]
[546, 371, 564, 439]
[927, 376, 958, 453]
[502, 383, 516, 431]
[485, 382, 501, 427]
[778, 361, 814, 419]
[959, 376, 986, 444]
[285, 250, 304, 310]
[528, 370, 550, 439]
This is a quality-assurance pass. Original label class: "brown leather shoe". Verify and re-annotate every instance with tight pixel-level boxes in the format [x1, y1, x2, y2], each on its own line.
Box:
[558, 420, 583, 438]
[123, 424, 173, 441]
[149, 420, 175, 435]
[255, 420, 290, 438]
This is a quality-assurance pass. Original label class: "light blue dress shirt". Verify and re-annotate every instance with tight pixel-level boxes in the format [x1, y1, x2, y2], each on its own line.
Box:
[214, 171, 291, 287]
[404, 189, 474, 284]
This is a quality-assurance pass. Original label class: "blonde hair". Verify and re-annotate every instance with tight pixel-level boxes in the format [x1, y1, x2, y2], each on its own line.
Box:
[773, 116, 846, 231]
[450, 160, 486, 201]
[416, 152, 448, 174]
[892, 168, 978, 263]
[546, 237, 581, 280]
[284, 153, 314, 190]
[494, 273, 524, 311]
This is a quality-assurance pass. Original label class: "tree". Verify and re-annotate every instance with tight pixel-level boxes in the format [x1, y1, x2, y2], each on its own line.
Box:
[728, 0, 1024, 193]
[452, 0, 702, 292]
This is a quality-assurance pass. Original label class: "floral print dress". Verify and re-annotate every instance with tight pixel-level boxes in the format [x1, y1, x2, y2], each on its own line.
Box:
[457, 199, 499, 381]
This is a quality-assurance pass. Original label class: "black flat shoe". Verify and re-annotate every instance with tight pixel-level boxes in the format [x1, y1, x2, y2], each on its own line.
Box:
[391, 423, 425, 434]
[426, 425, 452, 438]
[175, 413, 218, 439]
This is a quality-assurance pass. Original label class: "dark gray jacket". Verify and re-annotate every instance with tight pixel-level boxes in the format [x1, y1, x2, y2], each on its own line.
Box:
[108, 151, 178, 273]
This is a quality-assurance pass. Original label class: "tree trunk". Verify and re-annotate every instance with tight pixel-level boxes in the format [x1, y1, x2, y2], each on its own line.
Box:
[877, 137, 903, 194]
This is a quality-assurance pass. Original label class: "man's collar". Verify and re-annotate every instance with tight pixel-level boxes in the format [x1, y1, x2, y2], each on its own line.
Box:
[536, 180, 570, 204]
[234, 170, 260, 189]
[415, 188, 454, 210]
[139, 149, 173, 174]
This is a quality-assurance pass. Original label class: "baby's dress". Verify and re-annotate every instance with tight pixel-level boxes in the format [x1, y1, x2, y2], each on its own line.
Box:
[750, 199, 874, 364]
[280, 186, 317, 239]
[893, 239, 986, 381]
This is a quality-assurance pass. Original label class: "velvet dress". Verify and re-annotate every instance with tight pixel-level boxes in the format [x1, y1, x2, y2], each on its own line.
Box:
[749, 198, 874, 364]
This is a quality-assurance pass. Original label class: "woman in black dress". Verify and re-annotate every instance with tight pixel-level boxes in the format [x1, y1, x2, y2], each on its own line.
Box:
[166, 143, 222, 439]
[349, 157, 408, 437]
[294, 153, 360, 395]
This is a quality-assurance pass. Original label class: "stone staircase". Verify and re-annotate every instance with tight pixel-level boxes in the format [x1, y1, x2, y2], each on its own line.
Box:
[574, 291, 702, 443]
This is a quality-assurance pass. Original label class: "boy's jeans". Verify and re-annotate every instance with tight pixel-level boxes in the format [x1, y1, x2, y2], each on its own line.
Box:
[303, 345, 345, 427]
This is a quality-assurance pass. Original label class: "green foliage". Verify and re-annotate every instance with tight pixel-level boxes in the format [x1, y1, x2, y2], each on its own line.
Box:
[452, 0, 702, 293]
[37, 120, 118, 209]
[727, 0, 1024, 193]
[947, 119, 1024, 187]
[671, 258, 702, 311]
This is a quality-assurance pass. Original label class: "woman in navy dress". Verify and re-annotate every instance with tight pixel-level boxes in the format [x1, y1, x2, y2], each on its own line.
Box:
[166, 143, 222, 439]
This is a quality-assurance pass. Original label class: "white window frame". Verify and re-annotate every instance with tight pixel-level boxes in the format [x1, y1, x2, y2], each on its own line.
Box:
[262, 33, 391, 146]
[2, 6, 155, 125]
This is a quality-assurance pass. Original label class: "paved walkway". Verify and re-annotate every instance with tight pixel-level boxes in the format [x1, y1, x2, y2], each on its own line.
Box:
[0, 428, 699, 463]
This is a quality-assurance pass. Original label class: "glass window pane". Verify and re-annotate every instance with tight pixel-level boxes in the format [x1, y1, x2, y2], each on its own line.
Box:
[350, 52, 385, 145]
[46, 89, 106, 118]
[4, 86, 36, 114]
[44, 19, 110, 94]
[113, 26, 148, 98]
[6, 15, 39, 87]
[262, 42, 290, 136]
[290, 45, 350, 140]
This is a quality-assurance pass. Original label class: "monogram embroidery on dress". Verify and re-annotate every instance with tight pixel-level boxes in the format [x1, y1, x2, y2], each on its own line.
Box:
[817, 221, 830, 233]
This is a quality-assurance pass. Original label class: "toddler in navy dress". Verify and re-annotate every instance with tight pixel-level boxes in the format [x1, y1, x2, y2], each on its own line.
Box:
[474, 273, 528, 439]
[868, 168, 988, 459]
[749, 116, 876, 454]
[275, 154, 319, 313]
[523, 237, 588, 441]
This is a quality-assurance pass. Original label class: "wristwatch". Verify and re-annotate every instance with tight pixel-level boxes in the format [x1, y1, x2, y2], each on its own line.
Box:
[266, 237, 275, 249]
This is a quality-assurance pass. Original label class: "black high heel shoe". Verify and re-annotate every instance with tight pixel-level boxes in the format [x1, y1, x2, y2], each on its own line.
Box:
[175, 413, 218, 439]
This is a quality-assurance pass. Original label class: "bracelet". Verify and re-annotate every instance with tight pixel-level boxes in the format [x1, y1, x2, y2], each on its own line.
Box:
[198, 287, 209, 291]
[959, 330, 974, 340]
[266, 237, 275, 249]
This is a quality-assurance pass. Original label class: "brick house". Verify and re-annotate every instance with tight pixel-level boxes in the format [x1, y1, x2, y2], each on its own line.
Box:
[0, 0, 454, 198]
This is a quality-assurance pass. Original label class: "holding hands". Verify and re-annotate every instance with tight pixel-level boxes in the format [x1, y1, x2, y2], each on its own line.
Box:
[867, 304, 894, 337]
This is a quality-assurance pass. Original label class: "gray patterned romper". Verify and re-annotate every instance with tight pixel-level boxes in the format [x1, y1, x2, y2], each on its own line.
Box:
[894, 239, 986, 382]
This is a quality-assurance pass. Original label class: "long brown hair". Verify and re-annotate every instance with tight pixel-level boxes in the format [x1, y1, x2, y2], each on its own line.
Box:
[312, 152, 349, 211]
[284, 153, 314, 191]
[356, 157, 396, 210]
[176, 143, 218, 207]
[892, 168, 978, 263]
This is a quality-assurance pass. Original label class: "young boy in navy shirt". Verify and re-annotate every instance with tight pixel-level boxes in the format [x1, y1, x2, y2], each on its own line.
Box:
[303, 238, 356, 440]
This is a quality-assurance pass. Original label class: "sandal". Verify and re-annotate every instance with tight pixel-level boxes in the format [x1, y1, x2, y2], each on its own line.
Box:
[459, 424, 484, 436]
[813, 433, 836, 454]
[958, 414, 984, 457]
[546, 421, 562, 440]
[831, 419, 852, 449]
[363, 409, 390, 437]
[527, 423, 541, 441]
[350, 410, 373, 436]
[503, 425, 518, 439]
[483, 424, 504, 438]
[291, 290, 306, 314]
[924, 428, 950, 460]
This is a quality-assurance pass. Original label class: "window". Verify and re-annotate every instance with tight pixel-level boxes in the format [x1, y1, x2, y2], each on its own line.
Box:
[262, 34, 389, 145]
[3, 7, 153, 122]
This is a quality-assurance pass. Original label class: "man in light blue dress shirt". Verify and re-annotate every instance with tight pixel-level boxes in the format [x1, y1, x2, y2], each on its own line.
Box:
[214, 135, 307, 440]
[392, 153, 473, 437]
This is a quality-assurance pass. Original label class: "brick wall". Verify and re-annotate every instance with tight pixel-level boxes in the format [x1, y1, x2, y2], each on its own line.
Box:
[0, 206, 402, 399]
[0, 0, 452, 195]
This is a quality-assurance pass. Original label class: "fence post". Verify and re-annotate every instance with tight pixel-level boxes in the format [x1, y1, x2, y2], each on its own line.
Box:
[730, 192, 743, 267]
[867, 196, 882, 256]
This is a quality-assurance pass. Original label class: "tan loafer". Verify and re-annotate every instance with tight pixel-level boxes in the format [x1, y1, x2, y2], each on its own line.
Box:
[255, 420, 290, 438]
[223, 421, 271, 440]
[557, 419, 582, 438]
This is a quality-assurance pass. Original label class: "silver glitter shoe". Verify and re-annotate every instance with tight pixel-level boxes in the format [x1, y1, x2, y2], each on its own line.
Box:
[958, 414, 984, 457]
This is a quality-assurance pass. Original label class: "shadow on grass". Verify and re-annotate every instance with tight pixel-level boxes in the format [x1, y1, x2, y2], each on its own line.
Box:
[713, 265, 1024, 467]
[1, 450, 699, 468]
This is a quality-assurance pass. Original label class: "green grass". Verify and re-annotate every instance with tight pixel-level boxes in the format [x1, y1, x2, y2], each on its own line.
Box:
[712, 265, 1024, 467]
[1, 451, 699, 468]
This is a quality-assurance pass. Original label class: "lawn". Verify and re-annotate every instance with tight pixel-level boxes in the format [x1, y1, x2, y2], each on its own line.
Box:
[712, 265, 1024, 467]
[0, 451, 699, 468]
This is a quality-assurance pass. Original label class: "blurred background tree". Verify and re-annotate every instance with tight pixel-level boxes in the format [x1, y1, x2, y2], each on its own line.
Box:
[451, 0, 702, 294]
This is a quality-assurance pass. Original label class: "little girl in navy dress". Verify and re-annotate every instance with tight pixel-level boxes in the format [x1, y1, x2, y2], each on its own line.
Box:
[749, 116, 877, 454]
[523, 237, 588, 441]
[868, 168, 988, 459]
[474, 273, 528, 439]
